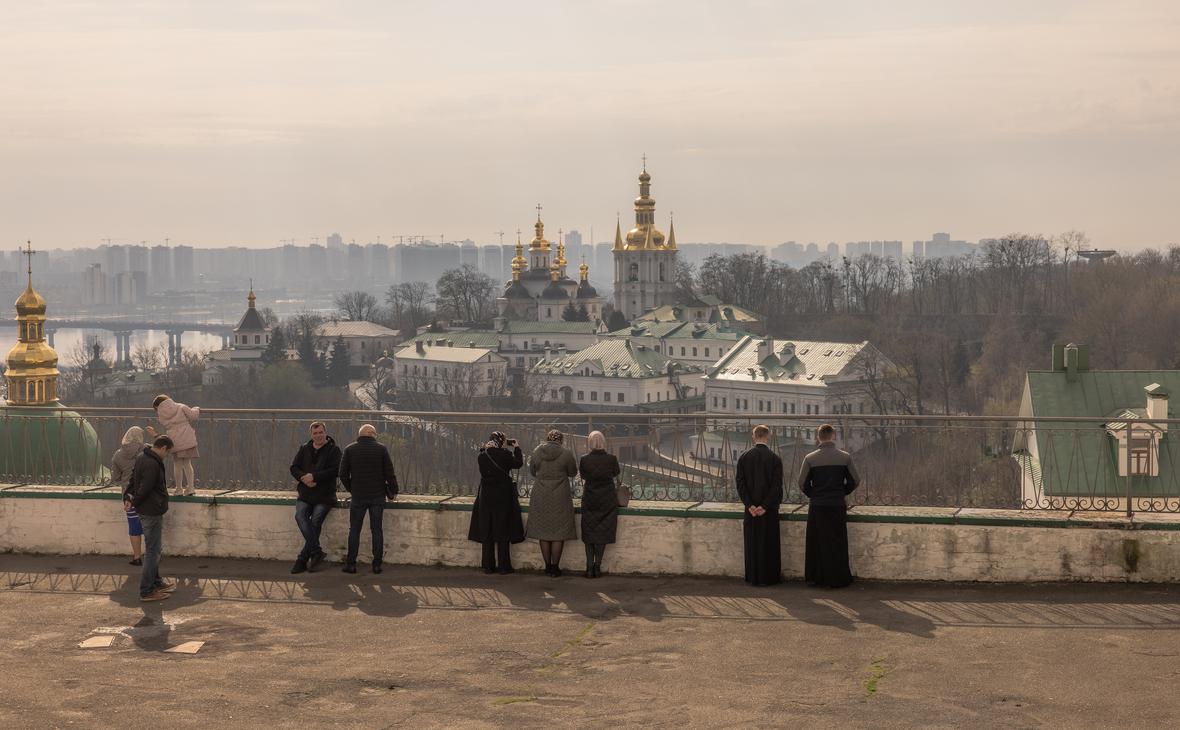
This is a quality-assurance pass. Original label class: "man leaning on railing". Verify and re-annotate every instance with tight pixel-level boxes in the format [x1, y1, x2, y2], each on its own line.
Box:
[288, 421, 342, 575]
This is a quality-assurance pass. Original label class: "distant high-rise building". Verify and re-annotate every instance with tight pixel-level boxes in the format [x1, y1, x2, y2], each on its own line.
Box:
[82, 264, 108, 305]
[459, 240, 479, 270]
[281, 245, 301, 281]
[104, 245, 128, 275]
[346, 243, 366, 282]
[327, 232, 344, 251]
[150, 245, 172, 291]
[395, 242, 461, 284]
[307, 244, 328, 281]
[173, 245, 195, 288]
[369, 243, 391, 282]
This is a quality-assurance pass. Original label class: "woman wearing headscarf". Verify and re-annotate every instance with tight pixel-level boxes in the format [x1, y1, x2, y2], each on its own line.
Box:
[578, 430, 621, 578]
[147, 394, 200, 496]
[110, 425, 146, 565]
[526, 429, 578, 576]
[468, 431, 525, 574]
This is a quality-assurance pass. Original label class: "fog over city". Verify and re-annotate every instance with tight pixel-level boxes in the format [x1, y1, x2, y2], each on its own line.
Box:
[2, 1, 1178, 249]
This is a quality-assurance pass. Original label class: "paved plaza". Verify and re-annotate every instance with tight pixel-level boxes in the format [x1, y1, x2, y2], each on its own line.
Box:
[3, 554, 1180, 728]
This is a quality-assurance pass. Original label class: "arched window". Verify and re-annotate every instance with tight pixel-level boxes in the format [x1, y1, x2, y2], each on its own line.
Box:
[629, 263, 639, 282]
[659, 262, 666, 282]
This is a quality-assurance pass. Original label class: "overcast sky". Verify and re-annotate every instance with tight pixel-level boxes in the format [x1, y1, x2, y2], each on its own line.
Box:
[1, 1, 1177, 250]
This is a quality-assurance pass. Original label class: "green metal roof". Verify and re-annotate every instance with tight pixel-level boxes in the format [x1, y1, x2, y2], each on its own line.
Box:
[530, 339, 700, 378]
[1022, 369, 1180, 497]
[406, 330, 502, 349]
[498, 321, 600, 335]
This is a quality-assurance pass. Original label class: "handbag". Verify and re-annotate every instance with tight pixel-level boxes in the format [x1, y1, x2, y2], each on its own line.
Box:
[615, 483, 633, 507]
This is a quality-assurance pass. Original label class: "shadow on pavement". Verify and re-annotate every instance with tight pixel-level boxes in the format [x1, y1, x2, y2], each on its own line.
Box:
[4, 555, 1180, 636]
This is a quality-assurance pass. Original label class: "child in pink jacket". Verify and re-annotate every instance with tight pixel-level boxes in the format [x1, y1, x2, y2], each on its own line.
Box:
[147, 394, 201, 496]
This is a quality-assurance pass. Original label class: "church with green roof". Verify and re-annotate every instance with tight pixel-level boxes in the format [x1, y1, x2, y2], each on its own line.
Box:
[1, 243, 105, 484]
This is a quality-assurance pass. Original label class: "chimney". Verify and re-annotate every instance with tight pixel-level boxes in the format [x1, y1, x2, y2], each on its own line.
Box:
[756, 338, 773, 363]
[544, 347, 552, 362]
[1146, 383, 1169, 429]
[1064, 343, 1088, 383]
[415, 340, 425, 355]
[779, 342, 796, 366]
[1051, 343, 1066, 371]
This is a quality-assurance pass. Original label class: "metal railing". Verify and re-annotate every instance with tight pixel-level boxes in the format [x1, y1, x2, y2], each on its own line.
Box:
[2, 406, 1177, 514]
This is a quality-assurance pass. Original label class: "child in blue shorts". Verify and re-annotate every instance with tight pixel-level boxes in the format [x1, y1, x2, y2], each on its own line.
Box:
[112, 426, 146, 565]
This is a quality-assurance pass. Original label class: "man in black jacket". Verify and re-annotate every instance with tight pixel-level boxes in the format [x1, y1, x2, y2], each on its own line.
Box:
[339, 424, 399, 574]
[123, 435, 176, 602]
[735, 424, 784, 587]
[797, 424, 861, 588]
[289, 421, 342, 574]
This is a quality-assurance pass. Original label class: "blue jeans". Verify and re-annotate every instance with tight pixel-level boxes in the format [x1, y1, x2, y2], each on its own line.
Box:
[294, 501, 332, 561]
[346, 498, 386, 565]
[138, 513, 164, 597]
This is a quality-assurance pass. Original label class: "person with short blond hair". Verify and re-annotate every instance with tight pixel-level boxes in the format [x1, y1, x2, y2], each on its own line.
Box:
[735, 424, 783, 587]
[579, 430, 621, 578]
[339, 423, 398, 574]
[797, 423, 860, 588]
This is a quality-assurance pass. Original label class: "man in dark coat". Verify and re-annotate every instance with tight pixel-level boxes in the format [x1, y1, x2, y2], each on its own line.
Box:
[468, 431, 525, 574]
[123, 435, 176, 602]
[797, 423, 860, 588]
[339, 424, 399, 574]
[289, 421, 342, 574]
[735, 424, 784, 587]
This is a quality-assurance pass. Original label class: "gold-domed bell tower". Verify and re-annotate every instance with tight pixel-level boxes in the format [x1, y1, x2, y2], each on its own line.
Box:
[528, 204, 552, 272]
[613, 159, 680, 321]
[5, 242, 59, 405]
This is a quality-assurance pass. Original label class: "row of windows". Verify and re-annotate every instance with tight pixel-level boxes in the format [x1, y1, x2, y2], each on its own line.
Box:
[7, 377, 56, 403]
[710, 396, 867, 415]
[19, 322, 44, 342]
[653, 345, 727, 359]
[400, 381, 498, 396]
[238, 334, 267, 346]
[404, 365, 499, 378]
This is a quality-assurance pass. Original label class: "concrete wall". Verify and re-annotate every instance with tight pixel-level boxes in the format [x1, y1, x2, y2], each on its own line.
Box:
[4, 488, 1180, 582]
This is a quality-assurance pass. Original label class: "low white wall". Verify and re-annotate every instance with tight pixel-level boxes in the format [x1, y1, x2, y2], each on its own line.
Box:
[2, 494, 1179, 582]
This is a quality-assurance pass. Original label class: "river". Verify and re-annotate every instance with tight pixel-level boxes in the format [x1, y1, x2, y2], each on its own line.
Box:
[0, 328, 225, 366]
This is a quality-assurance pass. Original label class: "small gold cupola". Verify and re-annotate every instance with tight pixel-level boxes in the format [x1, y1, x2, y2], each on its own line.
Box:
[5, 242, 60, 405]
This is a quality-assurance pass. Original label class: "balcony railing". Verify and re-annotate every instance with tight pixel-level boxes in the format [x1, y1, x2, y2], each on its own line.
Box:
[2, 406, 1178, 514]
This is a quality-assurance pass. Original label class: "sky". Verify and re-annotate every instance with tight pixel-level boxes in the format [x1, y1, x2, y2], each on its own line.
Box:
[1, 1, 1177, 250]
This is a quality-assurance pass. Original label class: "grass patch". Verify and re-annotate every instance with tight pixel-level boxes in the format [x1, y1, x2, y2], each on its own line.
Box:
[863, 657, 889, 697]
[492, 695, 538, 706]
[550, 622, 595, 659]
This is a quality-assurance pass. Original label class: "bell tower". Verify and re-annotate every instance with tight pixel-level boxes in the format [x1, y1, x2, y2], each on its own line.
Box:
[613, 160, 679, 321]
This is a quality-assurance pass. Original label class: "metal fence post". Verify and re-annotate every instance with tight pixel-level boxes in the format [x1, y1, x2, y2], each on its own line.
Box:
[1126, 419, 1134, 519]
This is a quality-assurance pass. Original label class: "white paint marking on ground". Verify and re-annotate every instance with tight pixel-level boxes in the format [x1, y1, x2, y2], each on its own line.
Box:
[165, 641, 205, 654]
[79, 635, 115, 649]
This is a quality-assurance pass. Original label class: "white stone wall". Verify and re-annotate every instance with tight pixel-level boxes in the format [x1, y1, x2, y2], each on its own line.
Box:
[4, 493, 1180, 581]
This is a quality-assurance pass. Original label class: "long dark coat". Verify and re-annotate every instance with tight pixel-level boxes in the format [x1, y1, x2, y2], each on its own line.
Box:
[468, 446, 526, 544]
[579, 450, 620, 545]
[735, 443, 784, 586]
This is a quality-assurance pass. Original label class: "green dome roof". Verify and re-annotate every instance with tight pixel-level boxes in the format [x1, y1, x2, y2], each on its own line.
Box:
[0, 403, 106, 484]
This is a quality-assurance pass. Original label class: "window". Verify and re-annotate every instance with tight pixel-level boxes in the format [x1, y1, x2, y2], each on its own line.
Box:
[692, 347, 698, 357]
[617, 392, 625, 403]
[402, 365, 408, 374]
[681, 347, 686, 356]
[805, 404, 811, 415]
[705, 348, 710, 357]
[604, 392, 611, 402]
[722, 397, 727, 408]
[782, 402, 788, 413]
[577, 390, 584, 401]
[550, 389, 557, 400]
[1132, 446, 1152, 476]
[647, 393, 652, 403]
[547, 307, 552, 317]
[859, 403, 865, 414]
[488, 368, 494, 377]
[591, 391, 598, 401]
[712, 396, 718, 407]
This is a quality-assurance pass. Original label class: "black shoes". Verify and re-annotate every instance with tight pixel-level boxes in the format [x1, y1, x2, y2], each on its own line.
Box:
[308, 550, 325, 572]
[129, 557, 142, 566]
[372, 562, 383, 574]
[290, 559, 308, 574]
[498, 566, 514, 575]
[342, 563, 357, 574]
[483, 566, 496, 574]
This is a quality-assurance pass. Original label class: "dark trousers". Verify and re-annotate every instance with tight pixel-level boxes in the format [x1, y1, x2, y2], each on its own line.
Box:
[294, 500, 332, 561]
[346, 498, 386, 565]
[138, 514, 164, 597]
[481, 541, 511, 570]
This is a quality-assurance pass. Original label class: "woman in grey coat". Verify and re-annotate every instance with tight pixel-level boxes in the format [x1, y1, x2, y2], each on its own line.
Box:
[526, 429, 578, 576]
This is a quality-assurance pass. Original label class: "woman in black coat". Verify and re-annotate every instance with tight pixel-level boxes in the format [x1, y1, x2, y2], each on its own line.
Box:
[578, 430, 621, 578]
[468, 431, 525, 574]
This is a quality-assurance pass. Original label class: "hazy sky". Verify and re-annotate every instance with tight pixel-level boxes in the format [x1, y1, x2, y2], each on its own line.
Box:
[1, 1, 1177, 250]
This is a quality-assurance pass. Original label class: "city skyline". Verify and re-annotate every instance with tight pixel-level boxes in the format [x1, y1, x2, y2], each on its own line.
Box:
[1, 2, 1178, 250]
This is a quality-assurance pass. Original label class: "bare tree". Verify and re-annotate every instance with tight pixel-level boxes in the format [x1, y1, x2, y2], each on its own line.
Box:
[385, 281, 434, 335]
[334, 291, 380, 322]
[132, 343, 165, 372]
[435, 265, 496, 324]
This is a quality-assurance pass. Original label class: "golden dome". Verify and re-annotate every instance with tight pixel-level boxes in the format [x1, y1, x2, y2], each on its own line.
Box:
[15, 284, 46, 317]
[579, 261, 590, 280]
[5, 341, 58, 372]
[530, 213, 551, 251]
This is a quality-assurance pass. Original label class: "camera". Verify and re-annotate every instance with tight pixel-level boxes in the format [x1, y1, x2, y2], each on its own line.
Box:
[506, 438, 517, 447]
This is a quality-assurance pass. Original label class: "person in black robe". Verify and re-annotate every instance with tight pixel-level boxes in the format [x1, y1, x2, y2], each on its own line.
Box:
[797, 423, 861, 588]
[735, 424, 784, 587]
[467, 431, 525, 574]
